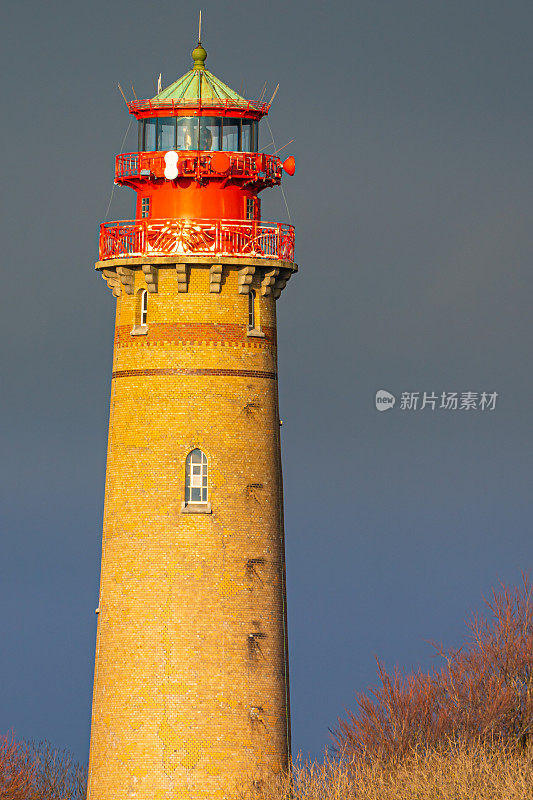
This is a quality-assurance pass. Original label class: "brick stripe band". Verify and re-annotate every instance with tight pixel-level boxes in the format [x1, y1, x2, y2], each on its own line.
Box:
[112, 367, 277, 380]
[115, 322, 276, 347]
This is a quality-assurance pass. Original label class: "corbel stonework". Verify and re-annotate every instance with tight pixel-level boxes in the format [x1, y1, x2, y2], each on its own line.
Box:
[176, 263, 188, 293]
[238, 266, 255, 295]
[142, 264, 158, 293]
[116, 266, 134, 295]
[272, 267, 293, 299]
[102, 269, 122, 298]
[209, 264, 223, 293]
[261, 268, 279, 297]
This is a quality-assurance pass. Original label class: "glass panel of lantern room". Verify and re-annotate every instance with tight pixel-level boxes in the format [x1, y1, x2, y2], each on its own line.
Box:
[199, 118, 220, 150]
[177, 117, 198, 150]
[158, 118, 175, 150]
[222, 119, 239, 151]
[144, 119, 157, 151]
[241, 120, 254, 152]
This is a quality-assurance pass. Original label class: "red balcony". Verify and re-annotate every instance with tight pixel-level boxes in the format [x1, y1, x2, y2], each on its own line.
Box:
[115, 151, 282, 187]
[99, 218, 295, 263]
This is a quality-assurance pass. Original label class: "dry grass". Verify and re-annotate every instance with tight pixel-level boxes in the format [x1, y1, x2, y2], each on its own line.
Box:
[243, 744, 533, 800]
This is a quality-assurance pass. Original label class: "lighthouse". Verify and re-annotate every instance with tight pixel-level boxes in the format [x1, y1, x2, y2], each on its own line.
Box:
[87, 35, 296, 800]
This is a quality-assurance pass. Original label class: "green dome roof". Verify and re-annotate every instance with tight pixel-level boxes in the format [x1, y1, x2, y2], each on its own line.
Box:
[153, 44, 246, 106]
[154, 67, 246, 105]
[127, 41, 269, 115]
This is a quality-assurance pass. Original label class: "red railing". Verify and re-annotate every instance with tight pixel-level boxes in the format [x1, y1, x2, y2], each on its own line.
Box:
[128, 98, 269, 115]
[115, 151, 282, 184]
[99, 219, 295, 263]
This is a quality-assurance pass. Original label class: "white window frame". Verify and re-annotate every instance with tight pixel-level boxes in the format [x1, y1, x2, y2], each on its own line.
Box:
[140, 289, 148, 326]
[248, 289, 256, 330]
[185, 449, 208, 504]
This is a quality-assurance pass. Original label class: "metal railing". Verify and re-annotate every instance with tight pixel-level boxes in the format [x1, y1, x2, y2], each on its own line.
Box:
[115, 151, 282, 183]
[128, 98, 269, 115]
[99, 218, 295, 263]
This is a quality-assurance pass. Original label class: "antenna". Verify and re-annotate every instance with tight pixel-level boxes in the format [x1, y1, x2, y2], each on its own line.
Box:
[117, 83, 129, 107]
[198, 9, 202, 43]
[267, 83, 279, 107]
[131, 83, 137, 100]
[157, 73, 162, 94]
[258, 82, 267, 103]
[273, 139, 295, 156]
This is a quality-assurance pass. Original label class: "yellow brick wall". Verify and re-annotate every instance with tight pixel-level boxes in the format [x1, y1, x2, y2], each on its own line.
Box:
[87, 263, 290, 800]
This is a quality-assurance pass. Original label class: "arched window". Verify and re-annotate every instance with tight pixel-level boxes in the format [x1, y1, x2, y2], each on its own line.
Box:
[140, 289, 148, 326]
[185, 449, 208, 504]
[248, 289, 256, 330]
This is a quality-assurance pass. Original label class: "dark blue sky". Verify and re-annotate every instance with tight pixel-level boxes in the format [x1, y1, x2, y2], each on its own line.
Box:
[1, 0, 532, 762]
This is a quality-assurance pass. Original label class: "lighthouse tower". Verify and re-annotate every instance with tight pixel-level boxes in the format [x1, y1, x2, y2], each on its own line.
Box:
[87, 36, 296, 800]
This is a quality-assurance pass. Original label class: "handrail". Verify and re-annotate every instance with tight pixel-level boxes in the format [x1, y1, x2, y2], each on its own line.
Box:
[128, 98, 269, 116]
[115, 151, 282, 184]
[99, 218, 295, 263]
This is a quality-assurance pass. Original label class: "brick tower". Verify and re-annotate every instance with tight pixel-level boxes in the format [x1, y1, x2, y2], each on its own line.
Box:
[87, 35, 296, 800]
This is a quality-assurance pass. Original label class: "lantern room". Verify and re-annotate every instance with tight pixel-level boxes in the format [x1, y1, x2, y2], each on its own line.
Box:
[138, 116, 260, 153]
[99, 39, 295, 265]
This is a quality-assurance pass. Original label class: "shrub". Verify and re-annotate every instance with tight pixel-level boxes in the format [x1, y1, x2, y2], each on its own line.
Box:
[0, 733, 87, 800]
[0, 731, 36, 800]
[333, 575, 533, 761]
